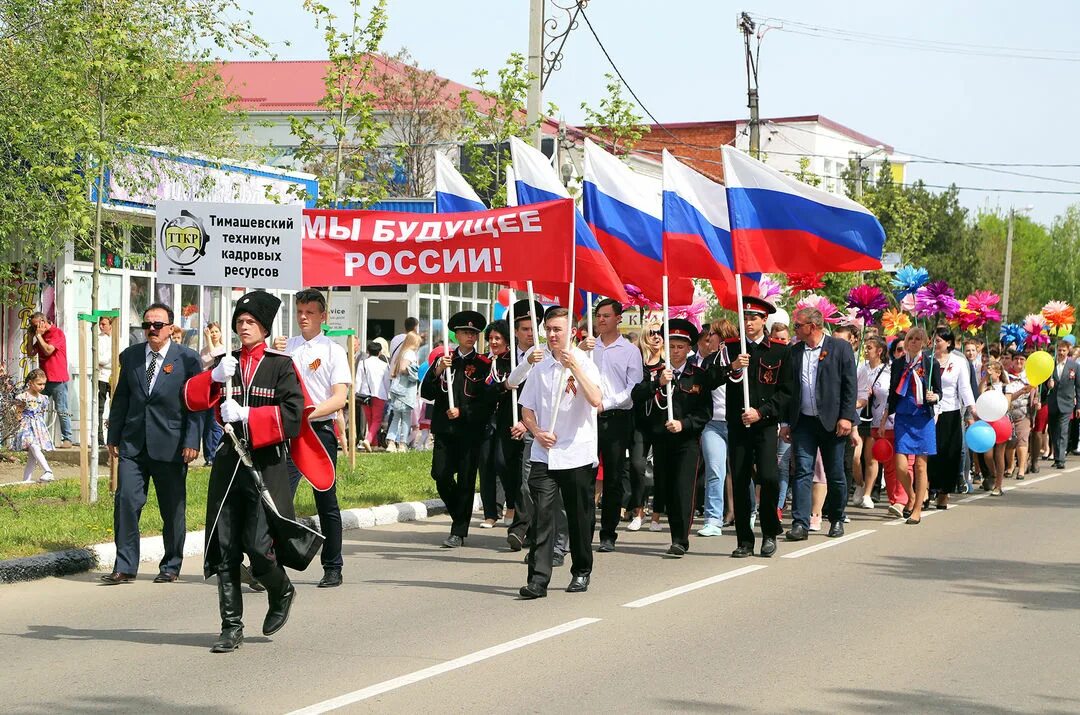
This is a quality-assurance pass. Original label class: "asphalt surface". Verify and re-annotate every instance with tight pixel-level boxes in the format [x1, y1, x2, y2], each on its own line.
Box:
[3, 463, 1079, 714]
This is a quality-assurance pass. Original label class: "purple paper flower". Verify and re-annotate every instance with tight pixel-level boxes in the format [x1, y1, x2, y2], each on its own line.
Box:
[846, 284, 888, 323]
[913, 281, 960, 319]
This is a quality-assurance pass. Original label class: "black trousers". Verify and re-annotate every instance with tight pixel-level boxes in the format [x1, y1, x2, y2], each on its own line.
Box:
[652, 434, 701, 550]
[507, 433, 569, 553]
[431, 432, 482, 537]
[627, 423, 651, 512]
[478, 427, 511, 520]
[729, 422, 781, 547]
[288, 421, 342, 570]
[97, 380, 110, 442]
[597, 410, 633, 542]
[526, 462, 596, 588]
[1069, 415, 1079, 453]
[928, 410, 962, 493]
[113, 452, 187, 575]
[211, 463, 280, 576]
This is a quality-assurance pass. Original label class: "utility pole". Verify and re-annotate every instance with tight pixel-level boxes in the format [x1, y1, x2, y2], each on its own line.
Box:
[854, 153, 863, 199]
[1002, 208, 1015, 323]
[738, 12, 760, 159]
[526, 0, 544, 149]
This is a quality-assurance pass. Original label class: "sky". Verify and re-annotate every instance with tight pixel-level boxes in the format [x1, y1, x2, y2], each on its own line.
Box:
[233, 0, 1080, 224]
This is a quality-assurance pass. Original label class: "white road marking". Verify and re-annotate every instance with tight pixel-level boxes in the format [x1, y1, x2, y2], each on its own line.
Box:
[621, 565, 767, 608]
[780, 529, 875, 557]
[286, 618, 601, 714]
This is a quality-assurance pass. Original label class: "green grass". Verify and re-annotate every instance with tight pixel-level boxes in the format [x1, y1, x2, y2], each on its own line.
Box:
[0, 451, 436, 561]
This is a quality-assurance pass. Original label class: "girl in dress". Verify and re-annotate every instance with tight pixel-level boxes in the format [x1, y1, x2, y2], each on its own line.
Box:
[927, 328, 975, 509]
[16, 369, 55, 483]
[978, 359, 1011, 496]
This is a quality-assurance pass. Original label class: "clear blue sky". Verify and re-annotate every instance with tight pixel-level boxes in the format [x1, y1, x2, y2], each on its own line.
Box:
[236, 0, 1080, 224]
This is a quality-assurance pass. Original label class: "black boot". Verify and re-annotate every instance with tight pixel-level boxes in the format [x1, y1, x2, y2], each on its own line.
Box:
[210, 567, 244, 653]
[258, 565, 296, 636]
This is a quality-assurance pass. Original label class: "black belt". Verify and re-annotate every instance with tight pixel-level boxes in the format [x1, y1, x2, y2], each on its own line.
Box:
[311, 421, 335, 431]
[598, 409, 632, 419]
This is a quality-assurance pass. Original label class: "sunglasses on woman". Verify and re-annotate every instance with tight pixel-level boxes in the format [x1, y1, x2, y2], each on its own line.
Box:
[647, 330, 662, 337]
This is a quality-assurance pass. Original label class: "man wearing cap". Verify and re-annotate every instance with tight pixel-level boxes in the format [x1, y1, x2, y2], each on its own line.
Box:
[580, 298, 642, 552]
[184, 291, 334, 653]
[632, 319, 712, 557]
[723, 296, 793, 558]
[518, 306, 603, 598]
[273, 288, 350, 588]
[421, 309, 494, 548]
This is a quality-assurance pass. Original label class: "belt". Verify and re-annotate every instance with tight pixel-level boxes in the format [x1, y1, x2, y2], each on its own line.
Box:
[311, 420, 335, 430]
[598, 409, 631, 419]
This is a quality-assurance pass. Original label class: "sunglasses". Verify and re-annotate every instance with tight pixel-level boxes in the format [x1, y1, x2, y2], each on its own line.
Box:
[141, 321, 169, 331]
[647, 330, 662, 337]
[792, 322, 806, 330]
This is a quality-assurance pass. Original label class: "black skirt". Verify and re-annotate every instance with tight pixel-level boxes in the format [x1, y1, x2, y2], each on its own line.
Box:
[928, 409, 963, 493]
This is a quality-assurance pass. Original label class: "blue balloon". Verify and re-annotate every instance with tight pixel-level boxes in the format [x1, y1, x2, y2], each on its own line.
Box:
[965, 420, 996, 453]
[494, 304, 507, 320]
[417, 360, 429, 382]
[1064, 334, 1077, 346]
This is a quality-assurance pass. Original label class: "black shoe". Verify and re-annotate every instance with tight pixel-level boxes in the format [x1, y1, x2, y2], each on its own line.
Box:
[566, 574, 590, 593]
[731, 544, 753, 558]
[152, 571, 178, 583]
[828, 521, 845, 538]
[1054, 461, 1066, 470]
[442, 535, 464, 548]
[1016, 473, 1025, 481]
[211, 568, 244, 653]
[1029, 464, 1040, 474]
[785, 524, 808, 541]
[597, 539, 615, 553]
[519, 582, 547, 599]
[760, 537, 777, 557]
[666, 544, 687, 558]
[506, 532, 524, 552]
[552, 552, 565, 567]
[317, 568, 342, 588]
[239, 563, 265, 593]
[259, 567, 296, 637]
[100, 571, 137, 585]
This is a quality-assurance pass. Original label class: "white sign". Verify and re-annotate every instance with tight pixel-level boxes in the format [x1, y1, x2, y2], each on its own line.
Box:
[155, 201, 303, 290]
[327, 304, 348, 330]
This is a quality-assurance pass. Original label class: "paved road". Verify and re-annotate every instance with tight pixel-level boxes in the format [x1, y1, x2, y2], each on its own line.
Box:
[3, 464, 1080, 714]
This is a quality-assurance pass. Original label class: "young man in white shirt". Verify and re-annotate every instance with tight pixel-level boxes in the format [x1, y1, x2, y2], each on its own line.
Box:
[274, 288, 351, 588]
[518, 307, 603, 599]
[580, 298, 643, 551]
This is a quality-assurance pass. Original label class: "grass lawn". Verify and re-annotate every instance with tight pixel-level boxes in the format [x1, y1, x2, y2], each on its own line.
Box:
[0, 450, 436, 561]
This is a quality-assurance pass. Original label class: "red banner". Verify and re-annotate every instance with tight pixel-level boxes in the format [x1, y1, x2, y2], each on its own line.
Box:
[302, 199, 574, 286]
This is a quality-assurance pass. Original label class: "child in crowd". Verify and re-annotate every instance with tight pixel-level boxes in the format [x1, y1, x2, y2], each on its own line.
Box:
[16, 368, 55, 483]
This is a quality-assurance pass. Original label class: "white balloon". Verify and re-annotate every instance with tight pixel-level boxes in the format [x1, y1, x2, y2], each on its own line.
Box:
[974, 391, 1007, 422]
[766, 307, 789, 332]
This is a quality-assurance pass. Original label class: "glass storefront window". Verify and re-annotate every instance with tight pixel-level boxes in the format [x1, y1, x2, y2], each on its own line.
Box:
[129, 226, 153, 271]
[129, 276, 151, 345]
[180, 284, 200, 350]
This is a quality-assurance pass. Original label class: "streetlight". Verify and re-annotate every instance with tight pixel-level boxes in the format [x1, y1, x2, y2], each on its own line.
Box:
[1001, 204, 1035, 323]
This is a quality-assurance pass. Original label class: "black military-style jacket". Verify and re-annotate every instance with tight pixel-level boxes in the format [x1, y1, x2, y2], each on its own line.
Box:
[631, 361, 712, 440]
[716, 337, 793, 425]
[420, 348, 494, 437]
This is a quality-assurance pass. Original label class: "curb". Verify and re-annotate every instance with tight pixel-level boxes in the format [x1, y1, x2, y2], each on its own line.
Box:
[0, 495, 477, 585]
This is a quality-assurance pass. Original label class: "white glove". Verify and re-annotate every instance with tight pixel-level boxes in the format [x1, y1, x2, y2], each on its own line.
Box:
[211, 355, 238, 383]
[220, 398, 249, 424]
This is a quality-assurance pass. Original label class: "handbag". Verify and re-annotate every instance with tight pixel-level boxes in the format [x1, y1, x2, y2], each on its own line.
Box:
[859, 365, 887, 423]
[356, 358, 373, 406]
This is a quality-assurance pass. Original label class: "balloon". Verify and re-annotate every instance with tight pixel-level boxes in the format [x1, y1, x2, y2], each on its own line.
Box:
[494, 304, 507, 320]
[766, 307, 790, 332]
[871, 436, 894, 462]
[417, 360, 429, 382]
[497, 288, 513, 307]
[427, 345, 446, 366]
[965, 421, 996, 453]
[448, 330, 456, 344]
[1064, 334, 1077, 346]
[974, 390, 1008, 422]
[1025, 350, 1054, 386]
[991, 415, 1013, 444]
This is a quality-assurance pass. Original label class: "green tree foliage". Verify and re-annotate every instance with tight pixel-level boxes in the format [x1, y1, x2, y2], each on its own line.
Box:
[580, 73, 650, 156]
[290, 0, 391, 208]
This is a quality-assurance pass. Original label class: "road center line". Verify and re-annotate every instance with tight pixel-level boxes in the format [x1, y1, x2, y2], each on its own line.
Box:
[781, 529, 875, 557]
[621, 565, 767, 608]
[286, 617, 601, 714]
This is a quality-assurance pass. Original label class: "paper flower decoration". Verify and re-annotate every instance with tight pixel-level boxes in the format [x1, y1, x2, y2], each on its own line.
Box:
[999, 323, 1027, 348]
[1023, 313, 1051, 349]
[846, 284, 888, 323]
[837, 308, 865, 331]
[966, 290, 1002, 323]
[914, 281, 961, 319]
[882, 308, 912, 336]
[948, 300, 981, 334]
[891, 265, 929, 301]
[668, 296, 709, 329]
[787, 272, 825, 294]
[757, 275, 784, 304]
[796, 294, 843, 324]
[623, 284, 661, 311]
[1041, 300, 1075, 331]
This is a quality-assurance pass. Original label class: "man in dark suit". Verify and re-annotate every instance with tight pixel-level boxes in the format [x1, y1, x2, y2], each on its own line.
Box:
[1046, 340, 1080, 469]
[103, 302, 204, 584]
[783, 306, 858, 541]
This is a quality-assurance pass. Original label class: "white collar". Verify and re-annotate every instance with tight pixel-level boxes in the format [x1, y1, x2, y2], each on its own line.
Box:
[146, 340, 172, 358]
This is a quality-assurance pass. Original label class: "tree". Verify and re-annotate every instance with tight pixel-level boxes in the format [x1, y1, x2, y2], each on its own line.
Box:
[580, 73, 649, 155]
[289, 0, 391, 208]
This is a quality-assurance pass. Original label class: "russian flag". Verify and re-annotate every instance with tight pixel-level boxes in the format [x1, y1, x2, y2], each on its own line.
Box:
[508, 136, 628, 304]
[721, 146, 885, 273]
[582, 140, 693, 306]
[434, 152, 486, 213]
[662, 150, 759, 310]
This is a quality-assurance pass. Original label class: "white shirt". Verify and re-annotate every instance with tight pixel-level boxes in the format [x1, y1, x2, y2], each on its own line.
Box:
[144, 340, 172, 392]
[519, 347, 600, 470]
[285, 333, 352, 421]
[592, 334, 643, 411]
[507, 345, 544, 388]
[357, 355, 390, 401]
[709, 346, 729, 422]
[97, 334, 113, 383]
[861, 361, 893, 429]
[936, 351, 975, 413]
[799, 340, 824, 416]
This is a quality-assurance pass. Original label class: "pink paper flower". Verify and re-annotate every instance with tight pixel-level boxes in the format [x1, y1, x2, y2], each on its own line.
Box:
[913, 281, 960, 319]
[797, 294, 843, 324]
[846, 284, 888, 323]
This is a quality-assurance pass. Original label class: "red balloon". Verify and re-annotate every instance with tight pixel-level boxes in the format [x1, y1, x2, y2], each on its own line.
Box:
[497, 288, 513, 307]
[991, 415, 1013, 444]
[427, 345, 446, 366]
[871, 436, 894, 462]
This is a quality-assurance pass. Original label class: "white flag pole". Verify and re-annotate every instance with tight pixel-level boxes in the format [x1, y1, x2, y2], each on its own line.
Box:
[440, 283, 455, 410]
[585, 291, 594, 363]
[547, 234, 577, 433]
[507, 290, 518, 425]
[527, 280, 545, 344]
[735, 275, 751, 411]
[662, 275, 674, 421]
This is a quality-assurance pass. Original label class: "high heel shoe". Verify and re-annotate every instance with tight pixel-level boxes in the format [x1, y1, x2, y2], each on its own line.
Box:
[906, 516, 922, 525]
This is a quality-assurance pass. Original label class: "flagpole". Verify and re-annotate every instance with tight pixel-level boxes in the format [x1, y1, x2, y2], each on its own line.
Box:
[508, 289, 518, 425]
[440, 282, 455, 410]
[548, 234, 577, 434]
[662, 275, 674, 421]
[585, 291, 594, 362]
[527, 280, 545, 344]
[735, 275, 751, 411]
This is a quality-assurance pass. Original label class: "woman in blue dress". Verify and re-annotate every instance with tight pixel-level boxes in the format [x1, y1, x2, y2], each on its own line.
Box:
[883, 328, 941, 524]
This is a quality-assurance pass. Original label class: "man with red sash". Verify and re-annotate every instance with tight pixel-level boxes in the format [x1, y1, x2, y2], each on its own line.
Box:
[184, 290, 333, 653]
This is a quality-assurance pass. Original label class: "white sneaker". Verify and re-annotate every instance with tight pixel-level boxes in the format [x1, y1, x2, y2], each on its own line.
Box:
[843, 514, 851, 523]
[38, 472, 55, 483]
[887, 503, 904, 518]
[697, 524, 724, 537]
[385, 441, 397, 453]
[649, 521, 663, 532]
[627, 516, 642, 532]
[809, 515, 822, 532]
[852, 484, 865, 505]
[860, 495, 875, 509]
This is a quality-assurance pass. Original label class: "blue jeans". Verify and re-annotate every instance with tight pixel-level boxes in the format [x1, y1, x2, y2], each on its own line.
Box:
[791, 417, 847, 527]
[387, 403, 412, 445]
[700, 420, 728, 526]
[43, 380, 73, 442]
[777, 439, 792, 509]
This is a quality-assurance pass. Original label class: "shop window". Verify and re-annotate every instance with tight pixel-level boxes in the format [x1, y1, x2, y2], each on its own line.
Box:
[179, 284, 200, 349]
[129, 225, 153, 271]
[129, 276, 151, 344]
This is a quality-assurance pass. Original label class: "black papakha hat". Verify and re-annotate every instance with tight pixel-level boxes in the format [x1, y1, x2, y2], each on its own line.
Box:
[232, 290, 281, 336]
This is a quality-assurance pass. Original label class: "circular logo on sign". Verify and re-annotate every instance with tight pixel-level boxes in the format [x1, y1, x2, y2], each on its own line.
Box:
[159, 210, 209, 276]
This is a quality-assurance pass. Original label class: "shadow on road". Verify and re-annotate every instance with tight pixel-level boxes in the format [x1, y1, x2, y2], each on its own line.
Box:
[367, 578, 521, 597]
[828, 687, 1080, 714]
[5, 624, 270, 649]
[14, 694, 235, 714]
